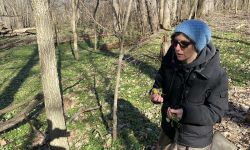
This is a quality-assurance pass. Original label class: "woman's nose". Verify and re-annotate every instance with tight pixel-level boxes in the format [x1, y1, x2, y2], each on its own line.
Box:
[174, 43, 182, 51]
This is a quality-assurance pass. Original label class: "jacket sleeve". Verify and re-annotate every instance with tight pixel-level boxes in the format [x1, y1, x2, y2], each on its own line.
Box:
[152, 70, 163, 89]
[149, 66, 163, 96]
[180, 70, 229, 126]
[151, 47, 173, 90]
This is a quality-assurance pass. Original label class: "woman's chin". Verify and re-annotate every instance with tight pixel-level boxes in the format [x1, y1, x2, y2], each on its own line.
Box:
[177, 56, 185, 61]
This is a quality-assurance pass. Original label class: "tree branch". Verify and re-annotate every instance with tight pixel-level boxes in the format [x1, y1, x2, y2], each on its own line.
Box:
[79, 1, 108, 31]
[0, 98, 43, 133]
[68, 106, 100, 123]
[0, 100, 29, 116]
[0, 14, 21, 17]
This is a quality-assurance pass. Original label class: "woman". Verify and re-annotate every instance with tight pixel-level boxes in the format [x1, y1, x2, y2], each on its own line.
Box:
[150, 19, 228, 150]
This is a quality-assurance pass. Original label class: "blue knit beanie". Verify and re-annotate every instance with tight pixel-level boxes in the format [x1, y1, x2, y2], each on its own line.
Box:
[174, 19, 211, 52]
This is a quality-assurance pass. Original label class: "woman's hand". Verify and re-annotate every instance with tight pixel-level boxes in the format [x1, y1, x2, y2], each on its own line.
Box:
[150, 94, 163, 104]
[167, 107, 183, 120]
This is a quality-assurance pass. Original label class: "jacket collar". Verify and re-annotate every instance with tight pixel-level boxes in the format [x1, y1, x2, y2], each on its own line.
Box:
[169, 42, 218, 80]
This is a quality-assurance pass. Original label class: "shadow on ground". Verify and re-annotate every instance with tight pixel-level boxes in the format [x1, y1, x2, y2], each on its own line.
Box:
[0, 47, 39, 111]
[116, 98, 160, 149]
[83, 42, 161, 148]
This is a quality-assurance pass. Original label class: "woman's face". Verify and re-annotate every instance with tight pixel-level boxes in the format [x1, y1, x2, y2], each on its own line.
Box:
[172, 34, 198, 64]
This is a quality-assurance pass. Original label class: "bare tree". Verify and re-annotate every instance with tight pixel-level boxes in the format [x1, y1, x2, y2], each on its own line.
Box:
[93, 0, 100, 51]
[31, 0, 69, 149]
[188, 0, 199, 19]
[235, 0, 239, 14]
[71, 0, 79, 60]
[241, 0, 250, 11]
[159, 33, 170, 61]
[248, 0, 250, 12]
[162, 0, 171, 29]
[196, 0, 206, 18]
[160, 0, 178, 29]
[0, 0, 33, 29]
[176, 0, 183, 22]
[159, 0, 164, 25]
[171, 0, 178, 22]
[137, 0, 148, 34]
[112, 0, 133, 141]
[204, 0, 215, 15]
[145, 0, 159, 33]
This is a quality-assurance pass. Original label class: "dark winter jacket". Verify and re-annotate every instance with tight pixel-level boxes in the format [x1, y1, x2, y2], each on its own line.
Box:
[153, 42, 229, 148]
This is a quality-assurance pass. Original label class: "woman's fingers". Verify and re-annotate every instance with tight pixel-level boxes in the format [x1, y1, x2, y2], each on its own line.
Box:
[169, 108, 183, 119]
[167, 107, 172, 118]
[151, 94, 163, 103]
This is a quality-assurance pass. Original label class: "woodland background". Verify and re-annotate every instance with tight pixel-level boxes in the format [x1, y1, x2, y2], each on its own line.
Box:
[0, 0, 249, 149]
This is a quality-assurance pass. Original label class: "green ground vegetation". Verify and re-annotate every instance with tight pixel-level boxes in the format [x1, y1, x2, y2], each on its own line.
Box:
[0, 30, 249, 149]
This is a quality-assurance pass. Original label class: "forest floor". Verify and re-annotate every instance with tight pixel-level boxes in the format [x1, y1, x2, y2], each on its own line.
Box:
[204, 10, 250, 36]
[0, 10, 249, 150]
[203, 10, 250, 150]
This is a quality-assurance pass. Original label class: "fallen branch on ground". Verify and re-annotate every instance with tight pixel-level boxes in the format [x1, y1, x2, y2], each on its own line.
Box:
[68, 106, 100, 123]
[0, 94, 43, 133]
[0, 100, 30, 116]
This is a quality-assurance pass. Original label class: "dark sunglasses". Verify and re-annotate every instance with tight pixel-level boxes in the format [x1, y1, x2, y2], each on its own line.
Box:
[171, 39, 192, 49]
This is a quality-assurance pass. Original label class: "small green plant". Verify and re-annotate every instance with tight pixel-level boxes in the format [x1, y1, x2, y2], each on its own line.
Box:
[166, 114, 182, 128]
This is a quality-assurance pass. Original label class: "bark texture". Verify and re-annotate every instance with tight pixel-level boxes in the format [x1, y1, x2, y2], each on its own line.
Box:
[71, 0, 79, 60]
[145, 0, 159, 33]
[31, 0, 69, 149]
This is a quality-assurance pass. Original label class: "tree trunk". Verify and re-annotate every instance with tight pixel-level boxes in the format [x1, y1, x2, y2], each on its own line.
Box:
[196, 0, 206, 18]
[49, 6, 59, 47]
[223, 0, 226, 9]
[71, 0, 79, 60]
[159, 33, 170, 61]
[93, 0, 100, 51]
[31, 0, 69, 149]
[171, 0, 178, 22]
[248, 0, 250, 12]
[145, 0, 159, 33]
[188, 0, 199, 19]
[176, 0, 183, 22]
[159, 0, 164, 25]
[137, 0, 149, 34]
[235, 0, 238, 14]
[162, 0, 171, 29]
[111, 0, 121, 33]
[112, 42, 123, 141]
[204, 0, 214, 15]
[241, 0, 248, 10]
[112, 0, 133, 141]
